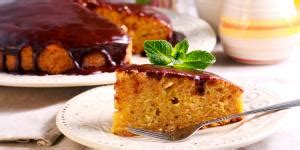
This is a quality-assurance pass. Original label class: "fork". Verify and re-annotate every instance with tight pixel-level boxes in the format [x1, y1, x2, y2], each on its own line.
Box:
[127, 99, 300, 142]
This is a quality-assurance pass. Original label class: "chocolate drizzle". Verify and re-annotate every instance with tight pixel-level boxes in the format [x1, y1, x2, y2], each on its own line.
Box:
[0, 0, 129, 74]
[117, 64, 220, 95]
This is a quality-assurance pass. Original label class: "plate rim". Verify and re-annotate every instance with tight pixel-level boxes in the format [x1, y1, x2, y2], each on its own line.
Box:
[0, 72, 116, 88]
[56, 83, 288, 149]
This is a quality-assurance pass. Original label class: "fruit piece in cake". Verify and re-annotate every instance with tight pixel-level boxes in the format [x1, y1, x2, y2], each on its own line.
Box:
[77, 0, 173, 54]
[112, 40, 243, 136]
[0, 0, 131, 75]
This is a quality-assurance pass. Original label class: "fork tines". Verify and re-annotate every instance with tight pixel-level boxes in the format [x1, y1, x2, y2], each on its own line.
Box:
[127, 127, 171, 141]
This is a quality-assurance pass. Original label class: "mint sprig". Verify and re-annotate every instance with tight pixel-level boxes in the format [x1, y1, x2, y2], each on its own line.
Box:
[136, 0, 150, 4]
[144, 39, 216, 70]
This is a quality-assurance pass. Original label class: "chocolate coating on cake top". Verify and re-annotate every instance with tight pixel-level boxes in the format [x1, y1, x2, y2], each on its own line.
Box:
[0, 0, 129, 50]
[117, 64, 223, 95]
[0, 0, 129, 74]
[117, 64, 219, 80]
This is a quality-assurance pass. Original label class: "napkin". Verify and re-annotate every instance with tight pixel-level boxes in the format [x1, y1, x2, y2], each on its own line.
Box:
[0, 86, 91, 146]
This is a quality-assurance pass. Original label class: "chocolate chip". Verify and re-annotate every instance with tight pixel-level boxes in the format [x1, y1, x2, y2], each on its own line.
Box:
[171, 97, 179, 104]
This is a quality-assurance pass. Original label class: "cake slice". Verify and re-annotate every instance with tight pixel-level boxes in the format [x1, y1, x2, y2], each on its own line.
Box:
[112, 64, 243, 136]
[77, 0, 173, 54]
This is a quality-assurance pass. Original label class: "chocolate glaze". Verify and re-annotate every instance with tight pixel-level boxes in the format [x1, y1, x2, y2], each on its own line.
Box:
[0, 0, 129, 74]
[117, 64, 221, 95]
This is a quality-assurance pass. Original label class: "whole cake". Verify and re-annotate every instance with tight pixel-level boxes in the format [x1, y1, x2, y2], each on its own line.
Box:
[112, 64, 244, 136]
[77, 0, 173, 54]
[0, 0, 131, 75]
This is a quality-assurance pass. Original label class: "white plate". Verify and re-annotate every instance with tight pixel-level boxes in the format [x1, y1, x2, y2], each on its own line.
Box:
[56, 83, 288, 149]
[0, 9, 216, 87]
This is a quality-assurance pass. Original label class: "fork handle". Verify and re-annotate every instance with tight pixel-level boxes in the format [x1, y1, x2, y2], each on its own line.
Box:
[242, 99, 300, 115]
[201, 99, 300, 127]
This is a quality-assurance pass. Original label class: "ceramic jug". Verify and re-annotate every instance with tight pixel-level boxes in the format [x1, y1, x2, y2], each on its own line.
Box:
[219, 0, 300, 64]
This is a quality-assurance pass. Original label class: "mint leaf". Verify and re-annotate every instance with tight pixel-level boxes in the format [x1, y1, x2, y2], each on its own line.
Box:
[144, 40, 173, 65]
[173, 39, 189, 59]
[144, 40, 216, 70]
[180, 50, 216, 69]
[136, 0, 150, 4]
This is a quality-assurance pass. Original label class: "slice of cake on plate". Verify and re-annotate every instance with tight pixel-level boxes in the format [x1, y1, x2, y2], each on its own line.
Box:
[112, 64, 243, 136]
[112, 40, 243, 136]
